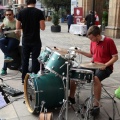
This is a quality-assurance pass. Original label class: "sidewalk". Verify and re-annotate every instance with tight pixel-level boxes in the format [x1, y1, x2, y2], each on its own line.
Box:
[0, 21, 120, 120]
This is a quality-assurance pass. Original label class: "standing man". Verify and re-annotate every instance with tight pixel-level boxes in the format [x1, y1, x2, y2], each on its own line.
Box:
[85, 10, 95, 30]
[69, 25, 118, 116]
[0, 9, 20, 75]
[16, 0, 45, 84]
[66, 12, 73, 33]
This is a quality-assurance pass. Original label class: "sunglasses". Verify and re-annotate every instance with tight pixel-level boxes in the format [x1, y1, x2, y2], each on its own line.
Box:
[6, 14, 12, 16]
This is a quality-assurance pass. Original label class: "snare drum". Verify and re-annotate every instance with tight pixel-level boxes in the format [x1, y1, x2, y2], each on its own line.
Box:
[45, 51, 68, 78]
[38, 47, 52, 64]
[24, 73, 65, 113]
[70, 68, 93, 81]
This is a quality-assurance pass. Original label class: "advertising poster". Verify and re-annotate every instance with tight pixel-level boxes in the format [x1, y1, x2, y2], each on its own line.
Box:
[74, 7, 83, 24]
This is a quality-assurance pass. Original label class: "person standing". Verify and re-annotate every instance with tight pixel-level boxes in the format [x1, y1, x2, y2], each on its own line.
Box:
[66, 12, 73, 32]
[95, 11, 100, 25]
[69, 25, 118, 116]
[0, 9, 20, 75]
[16, 0, 45, 84]
[85, 10, 95, 30]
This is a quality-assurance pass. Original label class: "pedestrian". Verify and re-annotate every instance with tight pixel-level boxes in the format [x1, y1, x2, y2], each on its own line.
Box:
[0, 9, 21, 75]
[95, 11, 100, 25]
[69, 25, 118, 117]
[85, 10, 95, 30]
[16, 0, 45, 84]
[66, 12, 73, 32]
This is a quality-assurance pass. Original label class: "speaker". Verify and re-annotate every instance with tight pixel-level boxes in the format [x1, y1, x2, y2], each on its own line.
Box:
[7, 46, 22, 70]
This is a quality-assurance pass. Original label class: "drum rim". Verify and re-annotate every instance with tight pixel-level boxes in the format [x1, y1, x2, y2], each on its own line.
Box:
[70, 68, 93, 73]
[45, 66, 63, 78]
[52, 51, 66, 59]
[45, 46, 52, 52]
[24, 73, 36, 113]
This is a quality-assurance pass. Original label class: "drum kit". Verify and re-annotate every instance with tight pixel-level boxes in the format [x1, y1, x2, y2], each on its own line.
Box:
[24, 46, 105, 120]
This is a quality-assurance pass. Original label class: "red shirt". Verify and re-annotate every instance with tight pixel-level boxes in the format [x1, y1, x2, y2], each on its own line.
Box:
[90, 36, 118, 70]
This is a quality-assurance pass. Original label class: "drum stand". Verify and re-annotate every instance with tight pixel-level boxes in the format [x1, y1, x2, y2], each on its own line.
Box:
[75, 72, 99, 120]
[38, 62, 43, 75]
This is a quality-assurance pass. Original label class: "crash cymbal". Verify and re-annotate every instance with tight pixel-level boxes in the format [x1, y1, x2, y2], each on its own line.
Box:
[80, 62, 106, 69]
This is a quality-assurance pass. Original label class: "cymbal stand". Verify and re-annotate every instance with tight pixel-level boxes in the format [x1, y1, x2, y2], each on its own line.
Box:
[38, 62, 43, 75]
[57, 52, 80, 120]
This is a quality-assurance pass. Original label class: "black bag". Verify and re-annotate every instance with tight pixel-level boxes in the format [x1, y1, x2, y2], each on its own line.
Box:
[7, 46, 22, 70]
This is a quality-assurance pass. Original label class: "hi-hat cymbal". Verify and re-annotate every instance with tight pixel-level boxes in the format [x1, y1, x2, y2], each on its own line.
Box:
[80, 62, 106, 69]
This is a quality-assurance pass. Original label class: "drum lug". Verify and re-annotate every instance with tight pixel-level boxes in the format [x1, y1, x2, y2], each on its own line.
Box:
[57, 56, 60, 59]
[59, 87, 64, 90]
[52, 66, 54, 69]
[62, 72, 65, 76]
[35, 90, 43, 93]
[78, 74, 81, 79]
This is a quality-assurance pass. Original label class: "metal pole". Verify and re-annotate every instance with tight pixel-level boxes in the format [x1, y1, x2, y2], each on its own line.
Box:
[92, 0, 95, 25]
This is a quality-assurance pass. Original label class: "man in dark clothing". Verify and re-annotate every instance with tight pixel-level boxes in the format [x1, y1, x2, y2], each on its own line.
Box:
[16, 0, 45, 84]
[85, 10, 95, 30]
[67, 13, 73, 32]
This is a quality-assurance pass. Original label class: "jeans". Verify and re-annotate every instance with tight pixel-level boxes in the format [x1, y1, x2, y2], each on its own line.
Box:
[22, 43, 41, 81]
[0, 37, 20, 70]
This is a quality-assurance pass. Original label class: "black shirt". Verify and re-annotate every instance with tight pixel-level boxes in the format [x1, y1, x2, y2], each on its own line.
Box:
[17, 7, 45, 45]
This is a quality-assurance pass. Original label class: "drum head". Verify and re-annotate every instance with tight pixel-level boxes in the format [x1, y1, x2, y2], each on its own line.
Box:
[24, 73, 65, 113]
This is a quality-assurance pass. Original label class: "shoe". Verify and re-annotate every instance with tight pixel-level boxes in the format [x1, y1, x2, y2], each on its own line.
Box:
[4, 57, 13, 63]
[0, 69, 7, 76]
[22, 80, 24, 85]
[68, 96, 75, 104]
[90, 106, 100, 117]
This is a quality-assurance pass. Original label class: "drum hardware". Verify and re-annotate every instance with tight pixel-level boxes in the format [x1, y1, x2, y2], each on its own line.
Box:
[38, 62, 44, 76]
[58, 51, 81, 120]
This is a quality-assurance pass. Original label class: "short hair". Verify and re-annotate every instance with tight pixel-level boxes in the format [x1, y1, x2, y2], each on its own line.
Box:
[26, 0, 36, 5]
[87, 25, 101, 36]
[5, 9, 13, 14]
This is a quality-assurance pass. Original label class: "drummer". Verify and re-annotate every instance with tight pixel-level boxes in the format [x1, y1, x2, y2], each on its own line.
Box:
[69, 25, 118, 116]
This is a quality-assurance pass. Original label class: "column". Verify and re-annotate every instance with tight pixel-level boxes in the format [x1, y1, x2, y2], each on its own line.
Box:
[105, 0, 120, 38]
[82, 0, 92, 17]
[18, 0, 25, 4]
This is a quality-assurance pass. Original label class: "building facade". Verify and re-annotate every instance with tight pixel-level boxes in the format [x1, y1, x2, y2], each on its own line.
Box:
[77, 0, 120, 38]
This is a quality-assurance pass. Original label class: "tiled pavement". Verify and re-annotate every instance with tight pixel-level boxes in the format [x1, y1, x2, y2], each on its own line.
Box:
[0, 21, 120, 120]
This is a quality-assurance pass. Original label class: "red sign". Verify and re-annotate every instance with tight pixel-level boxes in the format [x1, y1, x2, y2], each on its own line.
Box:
[74, 7, 83, 24]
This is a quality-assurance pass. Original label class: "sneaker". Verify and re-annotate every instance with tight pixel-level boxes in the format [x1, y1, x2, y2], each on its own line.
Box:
[4, 57, 13, 63]
[22, 80, 24, 85]
[68, 96, 75, 104]
[0, 69, 7, 76]
[90, 106, 100, 117]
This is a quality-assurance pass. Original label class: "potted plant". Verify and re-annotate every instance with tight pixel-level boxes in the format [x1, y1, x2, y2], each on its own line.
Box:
[51, 11, 61, 32]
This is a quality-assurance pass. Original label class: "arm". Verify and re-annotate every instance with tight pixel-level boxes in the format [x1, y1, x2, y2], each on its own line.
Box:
[16, 20, 22, 29]
[39, 20, 45, 30]
[105, 54, 118, 67]
[15, 20, 22, 37]
[76, 49, 93, 58]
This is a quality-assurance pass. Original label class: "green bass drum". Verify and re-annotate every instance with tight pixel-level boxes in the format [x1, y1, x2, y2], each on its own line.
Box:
[24, 73, 65, 113]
